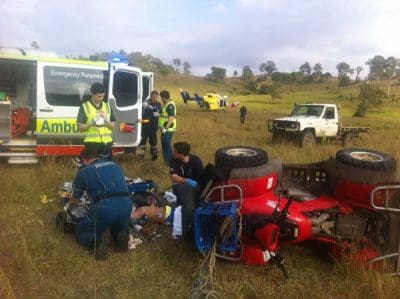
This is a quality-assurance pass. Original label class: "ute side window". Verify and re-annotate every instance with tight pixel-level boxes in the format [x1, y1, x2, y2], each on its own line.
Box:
[324, 107, 335, 119]
[112, 71, 138, 107]
[43, 66, 106, 106]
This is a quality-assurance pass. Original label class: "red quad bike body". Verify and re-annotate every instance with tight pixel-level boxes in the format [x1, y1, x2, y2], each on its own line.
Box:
[202, 146, 400, 275]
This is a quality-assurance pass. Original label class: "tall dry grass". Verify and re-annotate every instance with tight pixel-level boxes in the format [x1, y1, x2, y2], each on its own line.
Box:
[1, 76, 400, 298]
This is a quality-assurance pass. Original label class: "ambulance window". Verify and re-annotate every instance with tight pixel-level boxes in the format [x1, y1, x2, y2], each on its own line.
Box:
[142, 77, 150, 100]
[112, 71, 138, 107]
[43, 66, 106, 106]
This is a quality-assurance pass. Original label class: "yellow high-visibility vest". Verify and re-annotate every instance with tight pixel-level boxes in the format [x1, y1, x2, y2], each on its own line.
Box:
[82, 101, 113, 143]
[159, 101, 176, 132]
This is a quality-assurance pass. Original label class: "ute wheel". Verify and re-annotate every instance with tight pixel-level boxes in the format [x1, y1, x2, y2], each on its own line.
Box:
[215, 146, 268, 169]
[342, 132, 363, 148]
[271, 132, 280, 144]
[300, 130, 315, 148]
[335, 148, 397, 171]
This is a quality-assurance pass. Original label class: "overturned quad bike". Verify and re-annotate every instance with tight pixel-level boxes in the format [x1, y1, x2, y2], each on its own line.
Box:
[195, 146, 400, 277]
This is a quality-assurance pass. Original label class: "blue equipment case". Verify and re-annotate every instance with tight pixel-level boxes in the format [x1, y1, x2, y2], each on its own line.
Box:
[127, 179, 157, 194]
[194, 201, 238, 252]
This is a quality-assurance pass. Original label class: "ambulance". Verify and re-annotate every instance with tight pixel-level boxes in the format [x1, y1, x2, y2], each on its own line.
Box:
[0, 48, 153, 163]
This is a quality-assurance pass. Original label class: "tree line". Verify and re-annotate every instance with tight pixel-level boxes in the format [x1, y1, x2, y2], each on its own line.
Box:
[206, 55, 400, 91]
[74, 49, 192, 76]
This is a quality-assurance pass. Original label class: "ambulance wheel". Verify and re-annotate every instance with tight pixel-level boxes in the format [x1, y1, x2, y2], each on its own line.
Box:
[215, 146, 268, 169]
[335, 148, 396, 172]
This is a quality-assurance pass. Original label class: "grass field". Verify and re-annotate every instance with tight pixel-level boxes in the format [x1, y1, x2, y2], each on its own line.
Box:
[1, 75, 400, 298]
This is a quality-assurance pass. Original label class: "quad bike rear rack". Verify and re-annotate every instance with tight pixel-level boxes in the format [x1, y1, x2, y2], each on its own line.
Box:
[370, 184, 400, 275]
[202, 184, 244, 261]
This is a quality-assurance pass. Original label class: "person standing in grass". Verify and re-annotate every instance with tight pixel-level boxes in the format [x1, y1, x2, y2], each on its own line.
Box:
[137, 90, 162, 161]
[70, 149, 132, 260]
[240, 105, 248, 125]
[159, 90, 176, 163]
[77, 82, 115, 159]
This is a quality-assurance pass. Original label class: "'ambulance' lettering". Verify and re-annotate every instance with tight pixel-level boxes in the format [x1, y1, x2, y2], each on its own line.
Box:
[40, 120, 80, 133]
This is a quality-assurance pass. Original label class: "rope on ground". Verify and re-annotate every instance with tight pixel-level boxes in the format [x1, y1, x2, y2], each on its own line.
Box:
[188, 209, 243, 298]
[188, 241, 221, 299]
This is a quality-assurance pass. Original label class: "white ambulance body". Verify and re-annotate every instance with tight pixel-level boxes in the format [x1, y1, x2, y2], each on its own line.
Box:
[0, 49, 152, 163]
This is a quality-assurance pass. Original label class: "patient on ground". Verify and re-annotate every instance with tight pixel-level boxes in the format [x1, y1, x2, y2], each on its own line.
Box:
[131, 205, 182, 238]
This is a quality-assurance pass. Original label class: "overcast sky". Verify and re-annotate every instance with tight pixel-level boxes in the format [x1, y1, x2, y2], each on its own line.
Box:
[1, 0, 399, 76]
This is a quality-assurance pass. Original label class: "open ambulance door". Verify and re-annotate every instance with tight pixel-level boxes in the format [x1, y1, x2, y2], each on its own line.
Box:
[108, 64, 142, 147]
[142, 72, 154, 101]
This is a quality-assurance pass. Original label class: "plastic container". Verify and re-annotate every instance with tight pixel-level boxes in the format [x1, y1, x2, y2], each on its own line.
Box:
[0, 92, 7, 101]
[194, 201, 238, 251]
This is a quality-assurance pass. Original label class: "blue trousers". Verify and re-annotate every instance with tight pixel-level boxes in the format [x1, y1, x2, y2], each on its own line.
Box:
[161, 131, 174, 163]
[75, 197, 132, 248]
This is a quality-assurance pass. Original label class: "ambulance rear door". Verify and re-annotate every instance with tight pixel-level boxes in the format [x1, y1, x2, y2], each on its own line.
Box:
[108, 64, 142, 147]
[142, 72, 154, 101]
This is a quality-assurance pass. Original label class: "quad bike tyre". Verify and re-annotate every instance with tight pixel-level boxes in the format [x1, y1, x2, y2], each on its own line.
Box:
[335, 148, 397, 172]
[211, 146, 273, 199]
[215, 146, 268, 169]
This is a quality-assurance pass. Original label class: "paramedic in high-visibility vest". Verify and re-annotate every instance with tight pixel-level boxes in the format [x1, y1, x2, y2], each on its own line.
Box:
[159, 90, 176, 163]
[77, 83, 116, 158]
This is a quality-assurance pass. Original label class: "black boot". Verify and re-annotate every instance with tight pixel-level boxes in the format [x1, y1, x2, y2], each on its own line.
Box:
[150, 147, 158, 161]
[117, 230, 129, 253]
[94, 227, 111, 260]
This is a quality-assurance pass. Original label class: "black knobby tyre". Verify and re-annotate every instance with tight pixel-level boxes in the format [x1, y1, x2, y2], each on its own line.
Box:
[215, 146, 268, 169]
[335, 148, 397, 171]
[300, 130, 315, 148]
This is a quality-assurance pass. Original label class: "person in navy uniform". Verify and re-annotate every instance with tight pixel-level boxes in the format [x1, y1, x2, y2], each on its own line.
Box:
[70, 149, 132, 260]
[137, 90, 162, 161]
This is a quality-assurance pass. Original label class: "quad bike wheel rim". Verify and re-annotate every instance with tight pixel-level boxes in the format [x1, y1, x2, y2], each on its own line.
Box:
[226, 148, 258, 157]
[349, 151, 384, 162]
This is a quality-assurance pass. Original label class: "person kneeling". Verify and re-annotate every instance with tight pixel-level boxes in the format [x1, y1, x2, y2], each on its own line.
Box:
[169, 142, 204, 241]
[70, 149, 132, 260]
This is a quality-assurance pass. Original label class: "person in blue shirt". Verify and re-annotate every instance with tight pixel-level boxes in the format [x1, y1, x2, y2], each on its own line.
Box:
[169, 141, 204, 241]
[70, 149, 132, 260]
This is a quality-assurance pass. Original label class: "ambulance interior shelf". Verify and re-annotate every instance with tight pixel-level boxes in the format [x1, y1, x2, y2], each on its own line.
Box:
[0, 100, 11, 140]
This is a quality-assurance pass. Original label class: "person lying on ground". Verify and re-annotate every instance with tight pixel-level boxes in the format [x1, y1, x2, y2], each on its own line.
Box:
[131, 204, 182, 238]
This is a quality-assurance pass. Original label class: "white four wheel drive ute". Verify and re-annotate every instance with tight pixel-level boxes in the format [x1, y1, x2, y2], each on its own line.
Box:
[268, 103, 369, 147]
